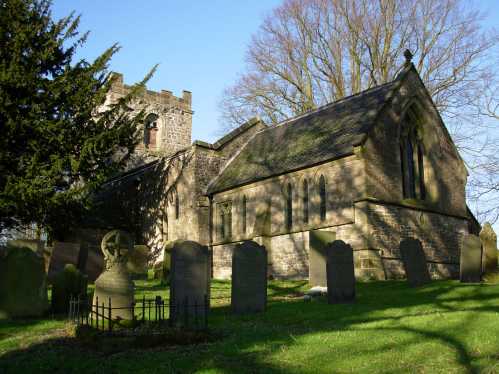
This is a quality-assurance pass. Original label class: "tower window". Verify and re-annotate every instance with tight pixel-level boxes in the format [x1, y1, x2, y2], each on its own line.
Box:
[144, 113, 159, 150]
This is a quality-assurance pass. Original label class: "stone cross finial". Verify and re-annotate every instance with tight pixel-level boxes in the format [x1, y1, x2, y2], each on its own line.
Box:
[404, 49, 413, 65]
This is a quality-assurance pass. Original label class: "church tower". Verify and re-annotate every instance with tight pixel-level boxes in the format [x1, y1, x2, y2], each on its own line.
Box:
[106, 73, 193, 166]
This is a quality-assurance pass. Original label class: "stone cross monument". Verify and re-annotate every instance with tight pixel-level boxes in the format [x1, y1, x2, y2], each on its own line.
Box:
[93, 230, 135, 320]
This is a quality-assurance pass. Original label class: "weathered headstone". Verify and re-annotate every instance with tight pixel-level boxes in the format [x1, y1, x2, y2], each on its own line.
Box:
[479, 223, 498, 274]
[460, 234, 482, 283]
[326, 240, 355, 303]
[161, 242, 173, 284]
[7, 239, 44, 255]
[127, 245, 150, 275]
[51, 264, 88, 314]
[0, 247, 49, 318]
[93, 230, 135, 320]
[170, 240, 210, 326]
[48, 241, 81, 280]
[399, 238, 431, 287]
[82, 245, 105, 282]
[231, 241, 267, 314]
[309, 230, 336, 287]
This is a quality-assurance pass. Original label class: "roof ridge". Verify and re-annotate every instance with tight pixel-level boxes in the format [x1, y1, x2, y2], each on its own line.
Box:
[262, 80, 396, 134]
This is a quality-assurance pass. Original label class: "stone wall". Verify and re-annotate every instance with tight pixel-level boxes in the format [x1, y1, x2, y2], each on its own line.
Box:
[211, 155, 363, 245]
[363, 201, 467, 279]
[211, 155, 366, 279]
[72, 119, 267, 264]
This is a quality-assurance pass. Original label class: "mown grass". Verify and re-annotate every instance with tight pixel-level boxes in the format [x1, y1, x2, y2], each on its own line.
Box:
[0, 279, 498, 373]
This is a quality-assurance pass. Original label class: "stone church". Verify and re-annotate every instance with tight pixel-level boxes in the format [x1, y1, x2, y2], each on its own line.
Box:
[71, 55, 478, 281]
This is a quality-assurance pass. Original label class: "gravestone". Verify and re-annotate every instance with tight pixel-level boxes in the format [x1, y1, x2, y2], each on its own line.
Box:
[127, 245, 150, 275]
[7, 239, 44, 255]
[0, 247, 49, 318]
[479, 223, 498, 274]
[170, 240, 210, 326]
[309, 230, 336, 287]
[82, 245, 105, 282]
[460, 234, 482, 283]
[160, 242, 173, 284]
[51, 264, 88, 314]
[93, 230, 135, 320]
[326, 240, 355, 303]
[48, 241, 81, 280]
[231, 241, 267, 314]
[399, 238, 431, 287]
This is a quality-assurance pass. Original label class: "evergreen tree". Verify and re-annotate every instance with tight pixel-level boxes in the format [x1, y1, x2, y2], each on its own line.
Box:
[0, 0, 154, 238]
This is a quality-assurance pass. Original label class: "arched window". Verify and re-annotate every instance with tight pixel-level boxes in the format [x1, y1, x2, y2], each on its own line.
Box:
[242, 195, 247, 235]
[319, 175, 326, 222]
[218, 201, 232, 240]
[302, 179, 309, 224]
[144, 113, 159, 150]
[175, 192, 180, 219]
[400, 106, 425, 200]
[285, 183, 293, 230]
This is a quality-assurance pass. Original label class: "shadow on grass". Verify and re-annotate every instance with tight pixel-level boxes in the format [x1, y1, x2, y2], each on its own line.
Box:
[0, 280, 498, 373]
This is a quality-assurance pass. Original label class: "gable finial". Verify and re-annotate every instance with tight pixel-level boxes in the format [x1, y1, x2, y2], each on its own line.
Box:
[404, 49, 413, 65]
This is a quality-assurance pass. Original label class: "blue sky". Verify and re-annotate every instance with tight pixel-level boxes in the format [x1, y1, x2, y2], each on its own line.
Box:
[51, 1, 499, 144]
[52, 0, 282, 143]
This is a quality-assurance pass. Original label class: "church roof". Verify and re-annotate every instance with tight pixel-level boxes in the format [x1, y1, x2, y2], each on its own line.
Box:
[207, 80, 397, 194]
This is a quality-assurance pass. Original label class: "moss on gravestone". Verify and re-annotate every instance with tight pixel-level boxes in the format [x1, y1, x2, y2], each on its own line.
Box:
[51, 264, 88, 314]
[0, 247, 49, 318]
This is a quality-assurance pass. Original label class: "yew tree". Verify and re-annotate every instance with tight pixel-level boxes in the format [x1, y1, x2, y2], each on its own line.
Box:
[0, 0, 152, 238]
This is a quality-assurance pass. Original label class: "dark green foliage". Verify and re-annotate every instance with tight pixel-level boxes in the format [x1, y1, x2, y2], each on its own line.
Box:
[0, 0, 155, 237]
[0, 246, 48, 318]
[51, 263, 88, 314]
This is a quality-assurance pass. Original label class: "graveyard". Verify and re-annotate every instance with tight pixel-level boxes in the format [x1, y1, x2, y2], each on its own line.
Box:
[0, 276, 498, 373]
[0, 234, 498, 373]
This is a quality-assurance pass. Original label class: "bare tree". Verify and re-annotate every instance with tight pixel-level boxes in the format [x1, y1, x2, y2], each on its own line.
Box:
[219, 0, 499, 222]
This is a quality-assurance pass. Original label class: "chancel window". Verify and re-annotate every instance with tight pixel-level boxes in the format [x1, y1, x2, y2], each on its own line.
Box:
[285, 183, 293, 230]
[302, 179, 309, 224]
[144, 113, 159, 150]
[319, 175, 326, 222]
[219, 201, 232, 240]
[400, 106, 425, 200]
[242, 195, 247, 235]
[175, 192, 180, 219]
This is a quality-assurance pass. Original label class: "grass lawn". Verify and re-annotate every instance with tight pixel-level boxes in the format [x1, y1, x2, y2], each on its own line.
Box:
[0, 278, 498, 373]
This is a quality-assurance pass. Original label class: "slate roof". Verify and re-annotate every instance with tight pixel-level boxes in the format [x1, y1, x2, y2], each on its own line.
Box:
[207, 81, 397, 194]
